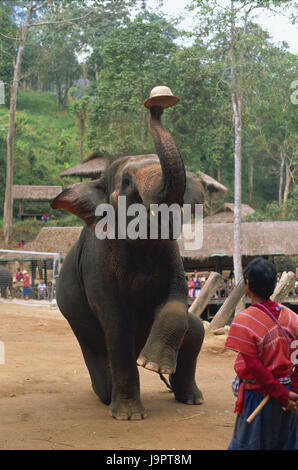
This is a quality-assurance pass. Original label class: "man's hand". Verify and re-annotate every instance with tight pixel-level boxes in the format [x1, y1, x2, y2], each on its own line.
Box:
[282, 391, 298, 411]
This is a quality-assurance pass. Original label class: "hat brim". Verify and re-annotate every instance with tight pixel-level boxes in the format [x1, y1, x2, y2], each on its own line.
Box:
[144, 95, 179, 109]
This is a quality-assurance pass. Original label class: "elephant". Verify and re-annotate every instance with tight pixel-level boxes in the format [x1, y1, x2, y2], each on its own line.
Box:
[0, 267, 13, 298]
[51, 101, 205, 420]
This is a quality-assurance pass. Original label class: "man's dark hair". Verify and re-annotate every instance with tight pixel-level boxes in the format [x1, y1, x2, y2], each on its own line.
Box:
[244, 257, 277, 300]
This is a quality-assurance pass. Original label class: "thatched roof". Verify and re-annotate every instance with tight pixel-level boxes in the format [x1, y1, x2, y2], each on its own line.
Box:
[24, 226, 83, 257]
[2, 220, 296, 263]
[0, 227, 83, 261]
[178, 221, 298, 260]
[12, 185, 62, 200]
[197, 171, 228, 194]
[60, 153, 110, 178]
[203, 203, 255, 223]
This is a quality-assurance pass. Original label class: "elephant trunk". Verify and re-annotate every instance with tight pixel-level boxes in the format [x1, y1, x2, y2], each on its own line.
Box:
[147, 106, 186, 207]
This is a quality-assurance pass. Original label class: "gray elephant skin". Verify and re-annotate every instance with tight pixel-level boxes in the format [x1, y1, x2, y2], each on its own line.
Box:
[0, 267, 12, 299]
[51, 106, 205, 420]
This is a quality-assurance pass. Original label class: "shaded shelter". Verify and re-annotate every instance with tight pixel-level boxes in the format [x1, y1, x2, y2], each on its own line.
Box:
[8, 221, 297, 274]
[178, 221, 298, 271]
[203, 202, 255, 223]
[59, 153, 110, 180]
[12, 185, 62, 219]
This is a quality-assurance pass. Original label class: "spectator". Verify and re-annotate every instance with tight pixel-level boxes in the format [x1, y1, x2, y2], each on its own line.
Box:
[47, 281, 53, 301]
[22, 270, 30, 300]
[41, 214, 49, 223]
[16, 268, 23, 281]
[194, 278, 201, 297]
[18, 240, 24, 248]
[37, 280, 47, 299]
[220, 280, 227, 298]
[187, 276, 195, 298]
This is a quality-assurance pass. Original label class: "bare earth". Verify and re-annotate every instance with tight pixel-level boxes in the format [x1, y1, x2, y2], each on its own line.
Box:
[0, 300, 237, 450]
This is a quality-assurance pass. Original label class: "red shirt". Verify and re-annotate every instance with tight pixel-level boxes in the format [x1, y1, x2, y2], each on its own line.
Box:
[16, 271, 23, 281]
[23, 274, 30, 287]
[242, 301, 298, 404]
[226, 300, 298, 411]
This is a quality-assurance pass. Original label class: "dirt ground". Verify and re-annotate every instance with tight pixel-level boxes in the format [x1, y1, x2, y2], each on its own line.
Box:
[0, 299, 237, 450]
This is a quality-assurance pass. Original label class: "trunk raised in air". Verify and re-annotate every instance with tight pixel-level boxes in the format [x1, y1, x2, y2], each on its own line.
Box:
[146, 106, 186, 207]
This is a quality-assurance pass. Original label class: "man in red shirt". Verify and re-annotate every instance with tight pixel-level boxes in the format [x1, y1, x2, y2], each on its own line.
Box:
[15, 268, 23, 281]
[225, 257, 298, 450]
[22, 270, 31, 300]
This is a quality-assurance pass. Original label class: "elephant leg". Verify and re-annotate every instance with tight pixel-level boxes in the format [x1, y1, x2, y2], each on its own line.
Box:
[56, 254, 112, 406]
[137, 300, 188, 375]
[1, 286, 7, 298]
[98, 305, 147, 421]
[65, 311, 112, 406]
[169, 313, 204, 405]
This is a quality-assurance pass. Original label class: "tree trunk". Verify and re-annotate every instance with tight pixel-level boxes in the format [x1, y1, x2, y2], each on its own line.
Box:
[279, 152, 285, 205]
[78, 118, 85, 162]
[248, 154, 253, 205]
[3, 2, 33, 244]
[230, 0, 243, 285]
[189, 272, 223, 317]
[282, 158, 291, 216]
[206, 278, 245, 334]
[95, 62, 99, 81]
[82, 63, 87, 95]
[232, 89, 243, 284]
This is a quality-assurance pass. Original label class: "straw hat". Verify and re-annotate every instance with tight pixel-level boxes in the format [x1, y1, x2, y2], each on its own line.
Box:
[23, 270, 28, 274]
[144, 86, 179, 109]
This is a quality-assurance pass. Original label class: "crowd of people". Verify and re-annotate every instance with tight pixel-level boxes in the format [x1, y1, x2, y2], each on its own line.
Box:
[186, 270, 298, 300]
[14, 268, 53, 301]
[186, 271, 235, 299]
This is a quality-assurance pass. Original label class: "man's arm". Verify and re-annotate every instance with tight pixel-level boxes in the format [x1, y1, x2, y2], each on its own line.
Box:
[242, 353, 291, 405]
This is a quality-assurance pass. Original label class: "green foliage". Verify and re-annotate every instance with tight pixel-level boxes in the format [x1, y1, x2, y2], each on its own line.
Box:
[0, 5, 16, 106]
[87, 12, 179, 154]
[273, 256, 297, 274]
[0, 0, 296, 228]
[244, 198, 298, 222]
[0, 90, 83, 217]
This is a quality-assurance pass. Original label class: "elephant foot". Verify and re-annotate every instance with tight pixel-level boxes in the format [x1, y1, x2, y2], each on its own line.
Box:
[137, 343, 177, 375]
[110, 398, 147, 421]
[170, 378, 204, 405]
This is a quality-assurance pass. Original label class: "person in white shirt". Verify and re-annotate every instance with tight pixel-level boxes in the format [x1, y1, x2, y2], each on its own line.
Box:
[37, 281, 47, 299]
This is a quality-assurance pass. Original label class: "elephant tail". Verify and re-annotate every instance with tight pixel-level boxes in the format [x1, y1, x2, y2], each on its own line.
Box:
[159, 373, 173, 392]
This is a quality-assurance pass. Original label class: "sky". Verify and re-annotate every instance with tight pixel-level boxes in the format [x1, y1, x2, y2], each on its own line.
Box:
[150, 0, 298, 54]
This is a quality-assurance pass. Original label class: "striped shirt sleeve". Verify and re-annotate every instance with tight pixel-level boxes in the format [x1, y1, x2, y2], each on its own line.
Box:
[225, 311, 260, 356]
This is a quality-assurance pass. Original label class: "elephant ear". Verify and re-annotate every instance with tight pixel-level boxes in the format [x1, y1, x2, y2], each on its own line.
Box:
[51, 177, 106, 227]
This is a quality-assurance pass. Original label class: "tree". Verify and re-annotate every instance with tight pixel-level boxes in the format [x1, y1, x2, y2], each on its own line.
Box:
[87, 11, 179, 155]
[69, 94, 90, 161]
[189, 0, 294, 283]
[3, 0, 38, 244]
[249, 45, 297, 213]
[0, 5, 17, 106]
[169, 38, 233, 179]
[2, 0, 99, 242]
